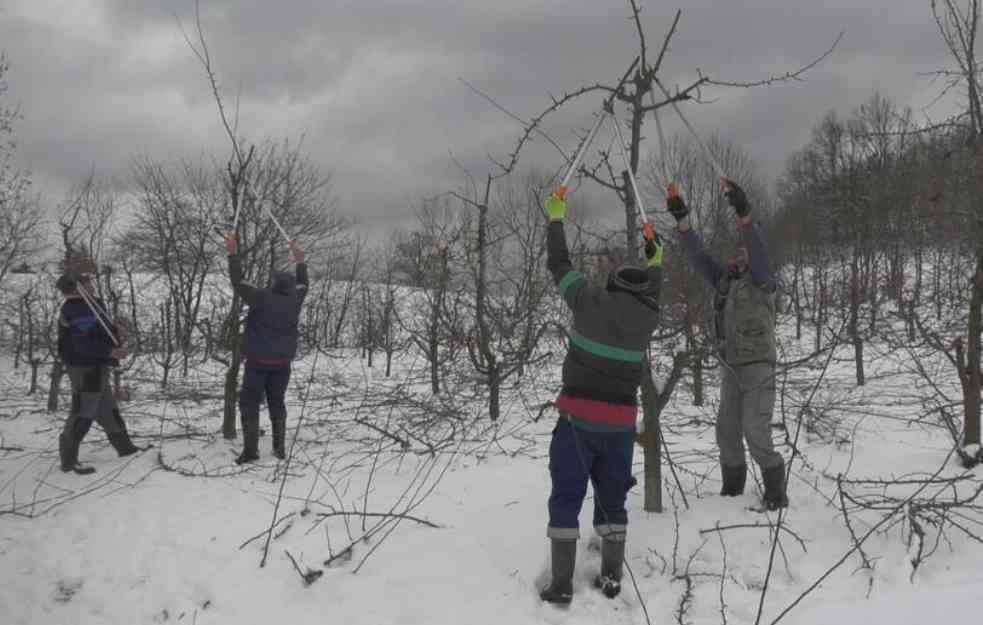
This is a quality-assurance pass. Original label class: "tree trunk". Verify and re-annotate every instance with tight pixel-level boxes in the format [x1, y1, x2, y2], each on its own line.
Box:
[46, 360, 64, 412]
[640, 352, 689, 512]
[792, 255, 803, 340]
[222, 355, 240, 439]
[868, 251, 880, 335]
[161, 354, 173, 390]
[474, 194, 497, 420]
[814, 263, 825, 353]
[14, 298, 24, 369]
[28, 360, 40, 395]
[934, 246, 943, 321]
[914, 239, 923, 308]
[223, 305, 242, 439]
[693, 353, 704, 407]
[639, 368, 662, 513]
[850, 250, 865, 386]
[962, 253, 983, 448]
[488, 363, 500, 422]
[429, 334, 440, 395]
[684, 294, 704, 407]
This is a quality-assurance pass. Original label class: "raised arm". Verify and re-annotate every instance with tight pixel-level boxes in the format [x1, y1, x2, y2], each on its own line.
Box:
[289, 240, 310, 302]
[544, 192, 597, 313]
[739, 220, 776, 291]
[724, 179, 776, 292]
[666, 190, 725, 286]
[226, 235, 260, 306]
[638, 233, 665, 314]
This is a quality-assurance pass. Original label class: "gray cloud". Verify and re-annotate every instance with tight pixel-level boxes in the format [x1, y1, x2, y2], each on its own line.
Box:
[0, 0, 965, 240]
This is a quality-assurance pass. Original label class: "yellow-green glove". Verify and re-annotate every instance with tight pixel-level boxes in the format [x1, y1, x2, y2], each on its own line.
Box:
[644, 234, 664, 268]
[544, 193, 567, 222]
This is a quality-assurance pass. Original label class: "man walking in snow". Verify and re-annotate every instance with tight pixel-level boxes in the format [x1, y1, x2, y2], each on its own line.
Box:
[668, 179, 788, 511]
[539, 189, 663, 605]
[56, 262, 141, 475]
[226, 235, 308, 464]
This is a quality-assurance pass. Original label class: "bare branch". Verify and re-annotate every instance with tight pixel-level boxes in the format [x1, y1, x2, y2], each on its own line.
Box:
[707, 31, 843, 88]
[458, 77, 567, 160]
[651, 9, 683, 76]
[177, 0, 245, 166]
[629, 0, 648, 71]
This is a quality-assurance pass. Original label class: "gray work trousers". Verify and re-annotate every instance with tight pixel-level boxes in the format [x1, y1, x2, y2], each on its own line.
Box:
[63, 366, 122, 436]
[716, 362, 783, 470]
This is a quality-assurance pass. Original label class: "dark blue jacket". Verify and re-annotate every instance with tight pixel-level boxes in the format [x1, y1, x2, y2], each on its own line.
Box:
[58, 296, 117, 367]
[228, 255, 309, 364]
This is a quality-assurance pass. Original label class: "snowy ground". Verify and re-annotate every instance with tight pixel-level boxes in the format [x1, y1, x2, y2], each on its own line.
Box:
[2, 325, 982, 624]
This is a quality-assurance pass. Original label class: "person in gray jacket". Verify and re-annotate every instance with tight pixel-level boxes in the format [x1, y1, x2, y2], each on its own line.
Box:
[668, 179, 788, 511]
[225, 235, 308, 464]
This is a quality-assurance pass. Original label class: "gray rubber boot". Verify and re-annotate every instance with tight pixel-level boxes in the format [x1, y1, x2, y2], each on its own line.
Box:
[593, 539, 625, 598]
[540, 539, 576, 605]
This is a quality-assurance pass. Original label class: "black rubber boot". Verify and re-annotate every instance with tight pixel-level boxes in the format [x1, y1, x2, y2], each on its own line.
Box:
[108, 432, 140, 457]
[593, 539, 625, 599]
[110, 409, 153, 453]
[271, 417, 286, 460]
[761, 461, 789, 510]
[720, 463, 747, 496]
[59, 431, 74, 471]
[540, 539, 576, 605]
[61, 461, 96, 475]
[238, 408, 260, 464]
[59, 433, 95, 475]
[235, 450, 260, 465]
[60, 421, 95, 474]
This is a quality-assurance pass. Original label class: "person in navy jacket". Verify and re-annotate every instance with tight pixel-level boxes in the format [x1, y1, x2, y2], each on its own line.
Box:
[225, 235, 309, 464]
[56, 268, 140, 474]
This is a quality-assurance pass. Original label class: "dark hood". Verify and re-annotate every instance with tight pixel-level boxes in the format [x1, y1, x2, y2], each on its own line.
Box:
[606, 265, 657, 296]
[272, 271, 297, 295]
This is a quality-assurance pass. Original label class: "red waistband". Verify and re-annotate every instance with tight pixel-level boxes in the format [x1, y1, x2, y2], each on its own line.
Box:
[554, 395, 638, 427]
[244, 356, 291, 366]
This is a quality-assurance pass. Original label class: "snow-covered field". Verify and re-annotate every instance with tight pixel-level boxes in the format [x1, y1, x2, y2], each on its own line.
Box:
[1, 306, 982, 624]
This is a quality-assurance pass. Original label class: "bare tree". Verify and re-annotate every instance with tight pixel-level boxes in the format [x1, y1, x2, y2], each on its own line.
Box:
[125, 156, 222, 381]
[0, 53, 44, 285]
[181, 5, 347, 437]
[376, 238, 407, 378]
[925, 0, 983, 458]
[394, 199, 468, 395]
[449, 170, 555, 421]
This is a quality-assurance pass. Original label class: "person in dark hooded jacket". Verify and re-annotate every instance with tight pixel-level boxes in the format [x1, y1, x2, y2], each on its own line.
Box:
[226, 235, 309, 464]
[55, 268, 142, 475]
[538, 189, 663, 606]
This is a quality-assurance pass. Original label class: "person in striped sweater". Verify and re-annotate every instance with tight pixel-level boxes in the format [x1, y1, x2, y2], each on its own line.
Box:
[539, 190, 663, 605]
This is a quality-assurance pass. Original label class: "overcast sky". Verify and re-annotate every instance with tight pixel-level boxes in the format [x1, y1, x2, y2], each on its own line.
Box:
[0, 1, 964, 239]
